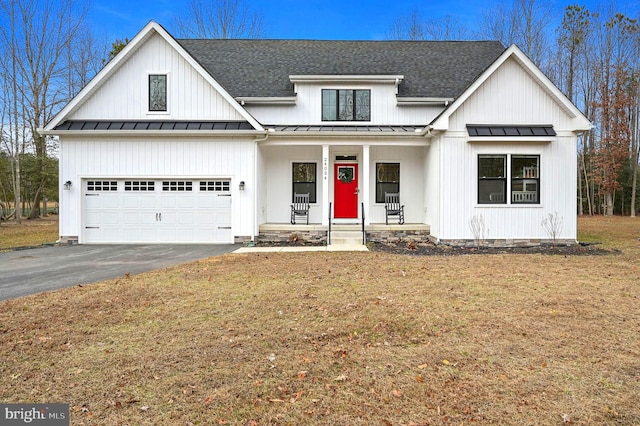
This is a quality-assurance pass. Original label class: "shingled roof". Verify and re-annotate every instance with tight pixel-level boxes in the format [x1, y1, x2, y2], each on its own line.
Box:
[176, 39, 505, 100]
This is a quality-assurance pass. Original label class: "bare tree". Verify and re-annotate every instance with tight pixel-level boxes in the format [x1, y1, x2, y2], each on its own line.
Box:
[387, 10, 468, 41]
[0, 0, 89, 219]
[424, 16, 469, 41]
[387, 10, 427, 40]
[477, 0, 555, 66]
[174, 0, 265, 39]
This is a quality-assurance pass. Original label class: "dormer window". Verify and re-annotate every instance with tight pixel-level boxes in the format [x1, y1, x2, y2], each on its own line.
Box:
[322, 89, 370, 121]
[149, 74, 167, 111]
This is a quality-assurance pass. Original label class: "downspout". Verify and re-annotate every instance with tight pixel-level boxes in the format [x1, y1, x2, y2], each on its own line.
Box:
[251, 130, 271, 244]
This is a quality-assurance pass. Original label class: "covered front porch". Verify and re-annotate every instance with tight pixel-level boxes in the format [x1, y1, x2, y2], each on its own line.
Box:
[257, 133, 434, 230]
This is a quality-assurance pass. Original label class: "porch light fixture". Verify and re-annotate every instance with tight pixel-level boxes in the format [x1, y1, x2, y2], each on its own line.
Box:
[64, 180, 72, 190]
[239, 181, 245, 191]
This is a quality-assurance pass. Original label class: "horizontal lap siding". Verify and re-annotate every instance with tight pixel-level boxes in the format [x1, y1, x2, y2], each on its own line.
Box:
[60, 137, 255, 239]
[71, 33, 245, 121]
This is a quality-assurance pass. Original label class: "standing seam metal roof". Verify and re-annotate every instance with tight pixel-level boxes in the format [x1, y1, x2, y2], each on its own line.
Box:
[176, 39, 505, 99]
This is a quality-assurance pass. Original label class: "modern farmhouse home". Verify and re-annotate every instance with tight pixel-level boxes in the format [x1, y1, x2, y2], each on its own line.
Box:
[41, 21, 591, 246]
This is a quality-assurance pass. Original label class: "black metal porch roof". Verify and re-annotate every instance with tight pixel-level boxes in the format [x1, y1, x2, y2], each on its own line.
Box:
[467, 125, 556, 137]
[54, 120, 256, 131]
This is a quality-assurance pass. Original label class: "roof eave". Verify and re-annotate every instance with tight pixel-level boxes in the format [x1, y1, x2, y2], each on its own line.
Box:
[236, 97, 297, 105]
[39, 129, 265, 137]
[289, 75, 404, 84]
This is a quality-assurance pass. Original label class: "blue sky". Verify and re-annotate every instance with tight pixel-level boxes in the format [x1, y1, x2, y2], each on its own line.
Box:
[88, 0, 636, 41]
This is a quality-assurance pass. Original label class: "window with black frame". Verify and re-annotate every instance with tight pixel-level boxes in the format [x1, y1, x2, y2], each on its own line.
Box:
[292, 162, 316, 203]
[478, 155, 506, 204]
[511, 155, 540, 204]
[376, 163, 400, 203]
[322, 89, 370, 121]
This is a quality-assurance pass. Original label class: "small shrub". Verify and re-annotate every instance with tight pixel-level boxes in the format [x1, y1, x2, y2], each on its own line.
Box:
[541, 212, 563, 247]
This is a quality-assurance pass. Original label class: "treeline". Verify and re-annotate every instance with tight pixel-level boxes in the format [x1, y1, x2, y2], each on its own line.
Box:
[392, 0, 639, 216]
[0, 0, 637, 222]
[0, 0, 104, 222]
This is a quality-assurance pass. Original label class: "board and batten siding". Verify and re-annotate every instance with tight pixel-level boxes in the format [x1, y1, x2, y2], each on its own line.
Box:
[434, 55, 581, 243]
[424, 140, 441, 237]
[70, 33, 245, 121]
[448, 58, 577, 132]
[263, 146, 324, 224]
[59, 137, 255, 240]
[246, 83, 444, 126]
[437, 136, 577, 242]
[367, 146, 426, 224]
[262, 145, 428, 224]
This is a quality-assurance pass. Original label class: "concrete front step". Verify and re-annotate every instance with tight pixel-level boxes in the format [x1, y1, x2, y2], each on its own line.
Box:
[330, 230, 365, 246]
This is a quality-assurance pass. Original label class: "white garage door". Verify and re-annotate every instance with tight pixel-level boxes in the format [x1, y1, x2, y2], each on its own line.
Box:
[82, 179, 232, 243]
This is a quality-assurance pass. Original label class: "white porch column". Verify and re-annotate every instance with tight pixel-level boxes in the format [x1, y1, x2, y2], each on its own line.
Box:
[362, 144, 370, 225]
[321, 144, 330, 225]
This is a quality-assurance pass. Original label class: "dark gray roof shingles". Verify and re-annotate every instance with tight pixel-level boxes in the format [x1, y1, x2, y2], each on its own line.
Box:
[176, 39, 505, 99]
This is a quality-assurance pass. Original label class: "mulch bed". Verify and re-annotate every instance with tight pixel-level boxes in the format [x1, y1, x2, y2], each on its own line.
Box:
[254, 239, 618, 256]
[368, 240, 618, 256]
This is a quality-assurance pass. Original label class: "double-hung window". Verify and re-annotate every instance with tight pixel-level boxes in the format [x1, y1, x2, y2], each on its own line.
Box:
[322, 89, 370, 121]
[376, 163, 400, 203]
[478, 155, 540, 204]
[511, 156, 539, 204]
[292, 162, 317, 203]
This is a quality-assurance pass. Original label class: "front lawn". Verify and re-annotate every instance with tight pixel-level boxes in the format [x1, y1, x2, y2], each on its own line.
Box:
[1, 216, 638, 425]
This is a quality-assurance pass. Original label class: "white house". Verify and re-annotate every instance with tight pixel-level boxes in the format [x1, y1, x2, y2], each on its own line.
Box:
[41, 21, 591, 246]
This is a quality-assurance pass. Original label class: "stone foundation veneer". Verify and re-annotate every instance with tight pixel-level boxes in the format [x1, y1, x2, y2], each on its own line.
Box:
[438, 238, 576, 248]
[251, 229, 575, 248]
[58, 236, 78, 244]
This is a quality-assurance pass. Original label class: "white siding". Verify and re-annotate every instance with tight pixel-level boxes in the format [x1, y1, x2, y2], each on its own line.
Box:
[262, 144, 428, 224]
[368, 146, 426, 224]
[264, 146, 324, 223]
[245, 83, 443, 125]
[438, 137, 577, 241]
[434, 56, 580, 242]
[59, 137, 255, 241]
[70, 33, 245, 121]
[449, 58, 575, 132]
[424, 139, 441, 237]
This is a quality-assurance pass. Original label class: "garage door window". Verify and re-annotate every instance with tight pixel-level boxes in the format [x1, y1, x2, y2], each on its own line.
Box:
[200, 181, 230, 192]
[87, 180, 117, 191]
[125, 181, 155, 191]
[163, 181, 193, 191]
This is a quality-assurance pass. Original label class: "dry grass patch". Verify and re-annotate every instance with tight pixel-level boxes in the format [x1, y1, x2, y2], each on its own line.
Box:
[0, 216, 59, 250]
[1, 216, 639, 425]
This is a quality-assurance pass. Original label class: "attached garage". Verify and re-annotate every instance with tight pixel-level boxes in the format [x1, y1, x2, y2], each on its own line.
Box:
[82, 178, 232, 244]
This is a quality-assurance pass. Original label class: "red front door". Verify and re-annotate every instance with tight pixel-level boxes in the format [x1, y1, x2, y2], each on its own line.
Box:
[334, 163, 358, 219]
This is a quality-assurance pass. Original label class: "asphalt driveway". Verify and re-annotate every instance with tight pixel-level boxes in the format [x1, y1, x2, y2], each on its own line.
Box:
[0, 244, 238, 301]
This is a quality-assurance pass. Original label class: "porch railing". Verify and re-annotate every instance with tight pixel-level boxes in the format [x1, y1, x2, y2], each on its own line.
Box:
[328, 202, 332, 245]
[361, 202, 366, 245]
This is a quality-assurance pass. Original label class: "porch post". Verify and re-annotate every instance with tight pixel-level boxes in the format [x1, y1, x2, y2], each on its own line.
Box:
[322, 144, 330, 226]
[362, 144, 370, 225]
